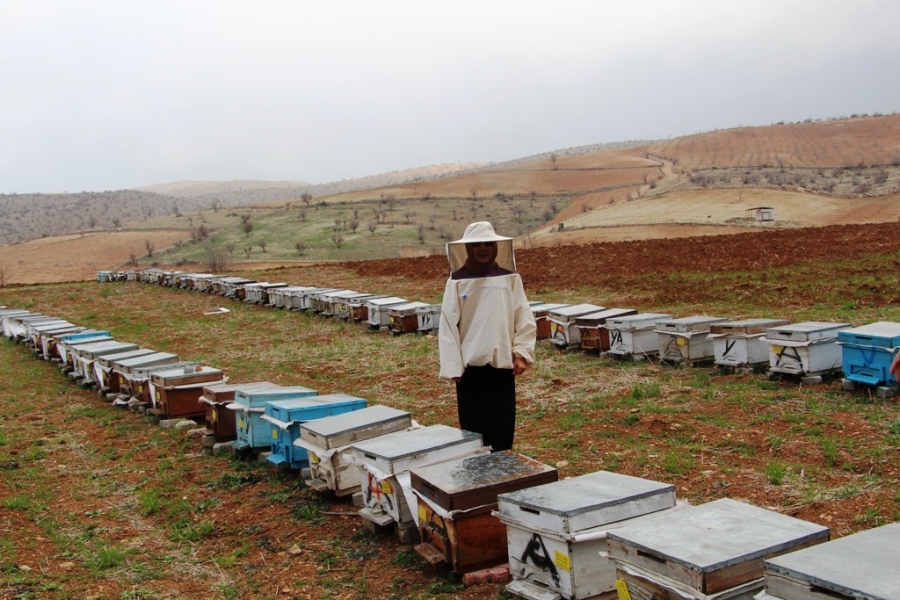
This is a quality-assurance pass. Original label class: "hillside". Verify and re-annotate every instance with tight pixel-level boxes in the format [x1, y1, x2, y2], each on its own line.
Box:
[3, 114, 900, 285]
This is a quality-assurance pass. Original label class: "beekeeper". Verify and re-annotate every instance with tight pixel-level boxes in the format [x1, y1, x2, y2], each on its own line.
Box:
[439, 221, 537, 452]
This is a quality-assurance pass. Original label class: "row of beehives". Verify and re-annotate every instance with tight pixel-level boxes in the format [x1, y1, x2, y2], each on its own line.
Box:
[98, 268, 443, 334]
[3, 304, 898, 600]
[98, 269, 900, 395]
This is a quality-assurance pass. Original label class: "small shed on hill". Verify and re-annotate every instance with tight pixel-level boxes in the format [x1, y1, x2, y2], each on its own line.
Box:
[746, 206, 774, 222]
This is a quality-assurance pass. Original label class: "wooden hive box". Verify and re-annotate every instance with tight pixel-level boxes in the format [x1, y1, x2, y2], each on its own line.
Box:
[227, 385, 318, 451]
[761, 522, 900, 600]
[256, 282, 288, 306]
[765, 322, 851, 376]
[199, 381, 273, 442]
[415, 304, 441, 333]
[607, 498, 829, 599]
[223, 278, 256, 299]
[149, 365, 226, 419]
[71, 340, 140, 384]
[655, 316, 727, 366]
[347, 294, 385, 322]
[275, 286, 314, 309]
[497, 470, 679, 600]
[261, 393, 367, 469]
[411, 451, 558, 574]
[837, 321, 900, 387]
[366, 297, 408, 329]
[95, 348, 156, 393]
[388, 301, 430, 335]
[5, 314, 53, 341]
[53, 331, 110, 365]
[26, 320, 72, 349]
[38, 326, 85, 360]
[548, 304, 605, 349]
[529, 303, 571, 341]
[606, 313, 672, 359]
[284, 287, 325, 311]
[310, 288, 351, 313]
[329, 291, 375, 319]
[575, 308, 638, 353]
[352, 425, 485, 530]
[111, 352, 180, 398]
[297, 405, 414, 497]
[710, 318, 791, 369]
[294, 287, 339, 312]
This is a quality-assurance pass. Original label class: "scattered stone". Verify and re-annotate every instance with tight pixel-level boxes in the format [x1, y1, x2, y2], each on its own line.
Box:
[555, 460, 569, 469]
[159, 419, 182, 429]
[59, 562, 75, 570]
[173, 420, 196, 431]
[212, 442, 234, 456]
[287, 544, 302, 556]
[257, 451, 272, 463]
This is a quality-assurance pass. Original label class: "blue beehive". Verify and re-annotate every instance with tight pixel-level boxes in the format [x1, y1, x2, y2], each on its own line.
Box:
[838, 321, 900, 387]
[262, 394, 367, 469]
[227, 385, 318, 450]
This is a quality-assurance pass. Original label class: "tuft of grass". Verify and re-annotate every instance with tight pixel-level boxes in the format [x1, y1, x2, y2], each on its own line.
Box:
[85, 541, 130, 576]
[631, 382, 662, 401]
[765, 462, 786, 485]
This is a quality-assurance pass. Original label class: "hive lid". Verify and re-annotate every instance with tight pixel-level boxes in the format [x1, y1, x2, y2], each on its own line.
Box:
[113, 352, 179, 370]
[764, 522, 900, 600]
[366, 297, 408, 307]
[709, 318, 791, 335]
[530, 303, 570, 314]
[575, 308, 638, 326]
[549, 304, 606, 319]
[765, 321, 851, 342]
[411, 451, 557, 512]
[387, 301, 430, 312]
[352, 424, 481, 466]
[838, 321, 900, 347]
[606, 313, 673, 329]
[299, 404, 411, 448]
[98, 348, 156, 366]
[607, 498, 829, 577]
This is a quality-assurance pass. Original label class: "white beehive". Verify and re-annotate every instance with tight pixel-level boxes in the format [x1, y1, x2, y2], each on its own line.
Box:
[497, 470, 679, 600]
[655, 316, 727, 366]
[548, 304, 605, 349]
[606, 313, 673, 359]
[764, 321, 851, 376]
[711, 318, 790, 369]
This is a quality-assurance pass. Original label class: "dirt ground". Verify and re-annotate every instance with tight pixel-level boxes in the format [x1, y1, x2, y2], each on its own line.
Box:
[2, 222, 900, 599]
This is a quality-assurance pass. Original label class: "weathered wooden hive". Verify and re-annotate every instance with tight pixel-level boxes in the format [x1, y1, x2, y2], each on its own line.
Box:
[71, 339, 140, 384]
[412, 450, 558, 575]
[94, 348, 156, 394]
[415, 304, 441, 333]
[97, 271, 113, 283]
[310, 288, 351, 313]
[269, 286, 311, 309]
[148, 365, 226, 419]
[605, 313, 673, 360]
[226, 384, 318, 451]
[3, 313, 52, 341]
[837, 321, 900, 392]
[324, 291, 373, 318]
[50, 330, 110, 365]
[291, 287, 337, 311]
[199, 381, 273, 443]
[261, 393, 367, 469]
[497, 470, 679, 600]
[655, 316, 727, 366]
[548, 304, 606, 349]
[529, 303, 571, 341]
[607, 498, 829, 600]
[760, 522, 899, 600]
[345, 294, 386, 321]
[255, 282, 289, 305]
[36, 325, 85, 360]
[222, 278, 256, 299]
[110, 351, 180, 399]
[335, 292, 379, 320]
[56, 333, 114, 370]
[388, 301, 430, 335]
[366, 297, 409, 330]
[764, 321, 851, 378]
[352, 425, 485, 535]
[26, 320, 75, 352]
[575, 308, 638, 353]
[710, 318, 790, 370]
[298, 405, 414, 497]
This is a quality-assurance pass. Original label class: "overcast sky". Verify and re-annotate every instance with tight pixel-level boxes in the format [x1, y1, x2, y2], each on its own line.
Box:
[1, 1, 898, 194]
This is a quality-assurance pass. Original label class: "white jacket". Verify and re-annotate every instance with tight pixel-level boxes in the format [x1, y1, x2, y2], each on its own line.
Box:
[438, 273, 537, 380]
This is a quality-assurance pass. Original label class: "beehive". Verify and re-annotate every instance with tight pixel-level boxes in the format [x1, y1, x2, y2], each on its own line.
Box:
[346, 294, 385, 321]
[95, 348, 156, 393]
[71, 340, 140, 384]
[655, 316, 727, 366]
[199, 382, 273, 442]
[411, 451, 558, 574]
[310, 288, 352, 313]
[607, 498, 829, 599]
[761, 522, 900, 600]
[606, 313, 673, 359]
[711, 318, 790, 369]
[37, 326, 85, 360]
[388, 301, 430, 335]
[529, 303, 570, 341]
[227, 384, 318, 451]
[765, 322, 851, 376]
[366, 297, 409, 329]
[415, 304, 441, 333]
[575, 308, 638, 353]
[293, 287, 340, 311]
[261, 393, 367, 469]
[297, 404, 413, 496]
[548, 304, 605, 349]
[51, 330, 110, 365]
[352, 425, 485, 530]
[837, 321, 900, 388]
[497, 470, 678, 600]
[149, 365, 226, 419]
[110, 352, 180, 398]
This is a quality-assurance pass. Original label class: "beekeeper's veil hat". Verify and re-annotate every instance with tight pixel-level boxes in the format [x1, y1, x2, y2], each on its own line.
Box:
[446, 221, 516, 273]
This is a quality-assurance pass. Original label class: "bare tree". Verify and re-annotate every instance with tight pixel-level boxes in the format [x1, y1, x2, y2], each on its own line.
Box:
[294, 241, 307, 256]
[226, 243, 235, 256]
[0, 262, 6, 287]
[241, 213, 252, 224]
[129, 252, 138, 266]
[349, 219, 360, 234]
[299, 208, 308, 221]
[144, 239, 155, 257]
[367, 222, 378, 236]
[403, 209, 415, 224]
[511, 204, 526, 223]
[173, 203, 181, 217]
[417, 223, 426, 244]
[550, 153, 558, 170]
[244, 246, 252, 258]
[429, 214, 437, 230]
[470, 188, 478, 201]
[243, 221, 254, 237]
[300, 192, 313, 207]
[211, 199, 220, 213]
[331, 231, 345, 248]
[112, 217, 121, 228]
[88, 216, 98, 230]
[205, 245, 231, 271]
[258, 240, 267, 253]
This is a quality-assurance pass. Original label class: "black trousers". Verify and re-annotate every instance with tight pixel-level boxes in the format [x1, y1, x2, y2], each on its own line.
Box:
[456, 364, 516, 452]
